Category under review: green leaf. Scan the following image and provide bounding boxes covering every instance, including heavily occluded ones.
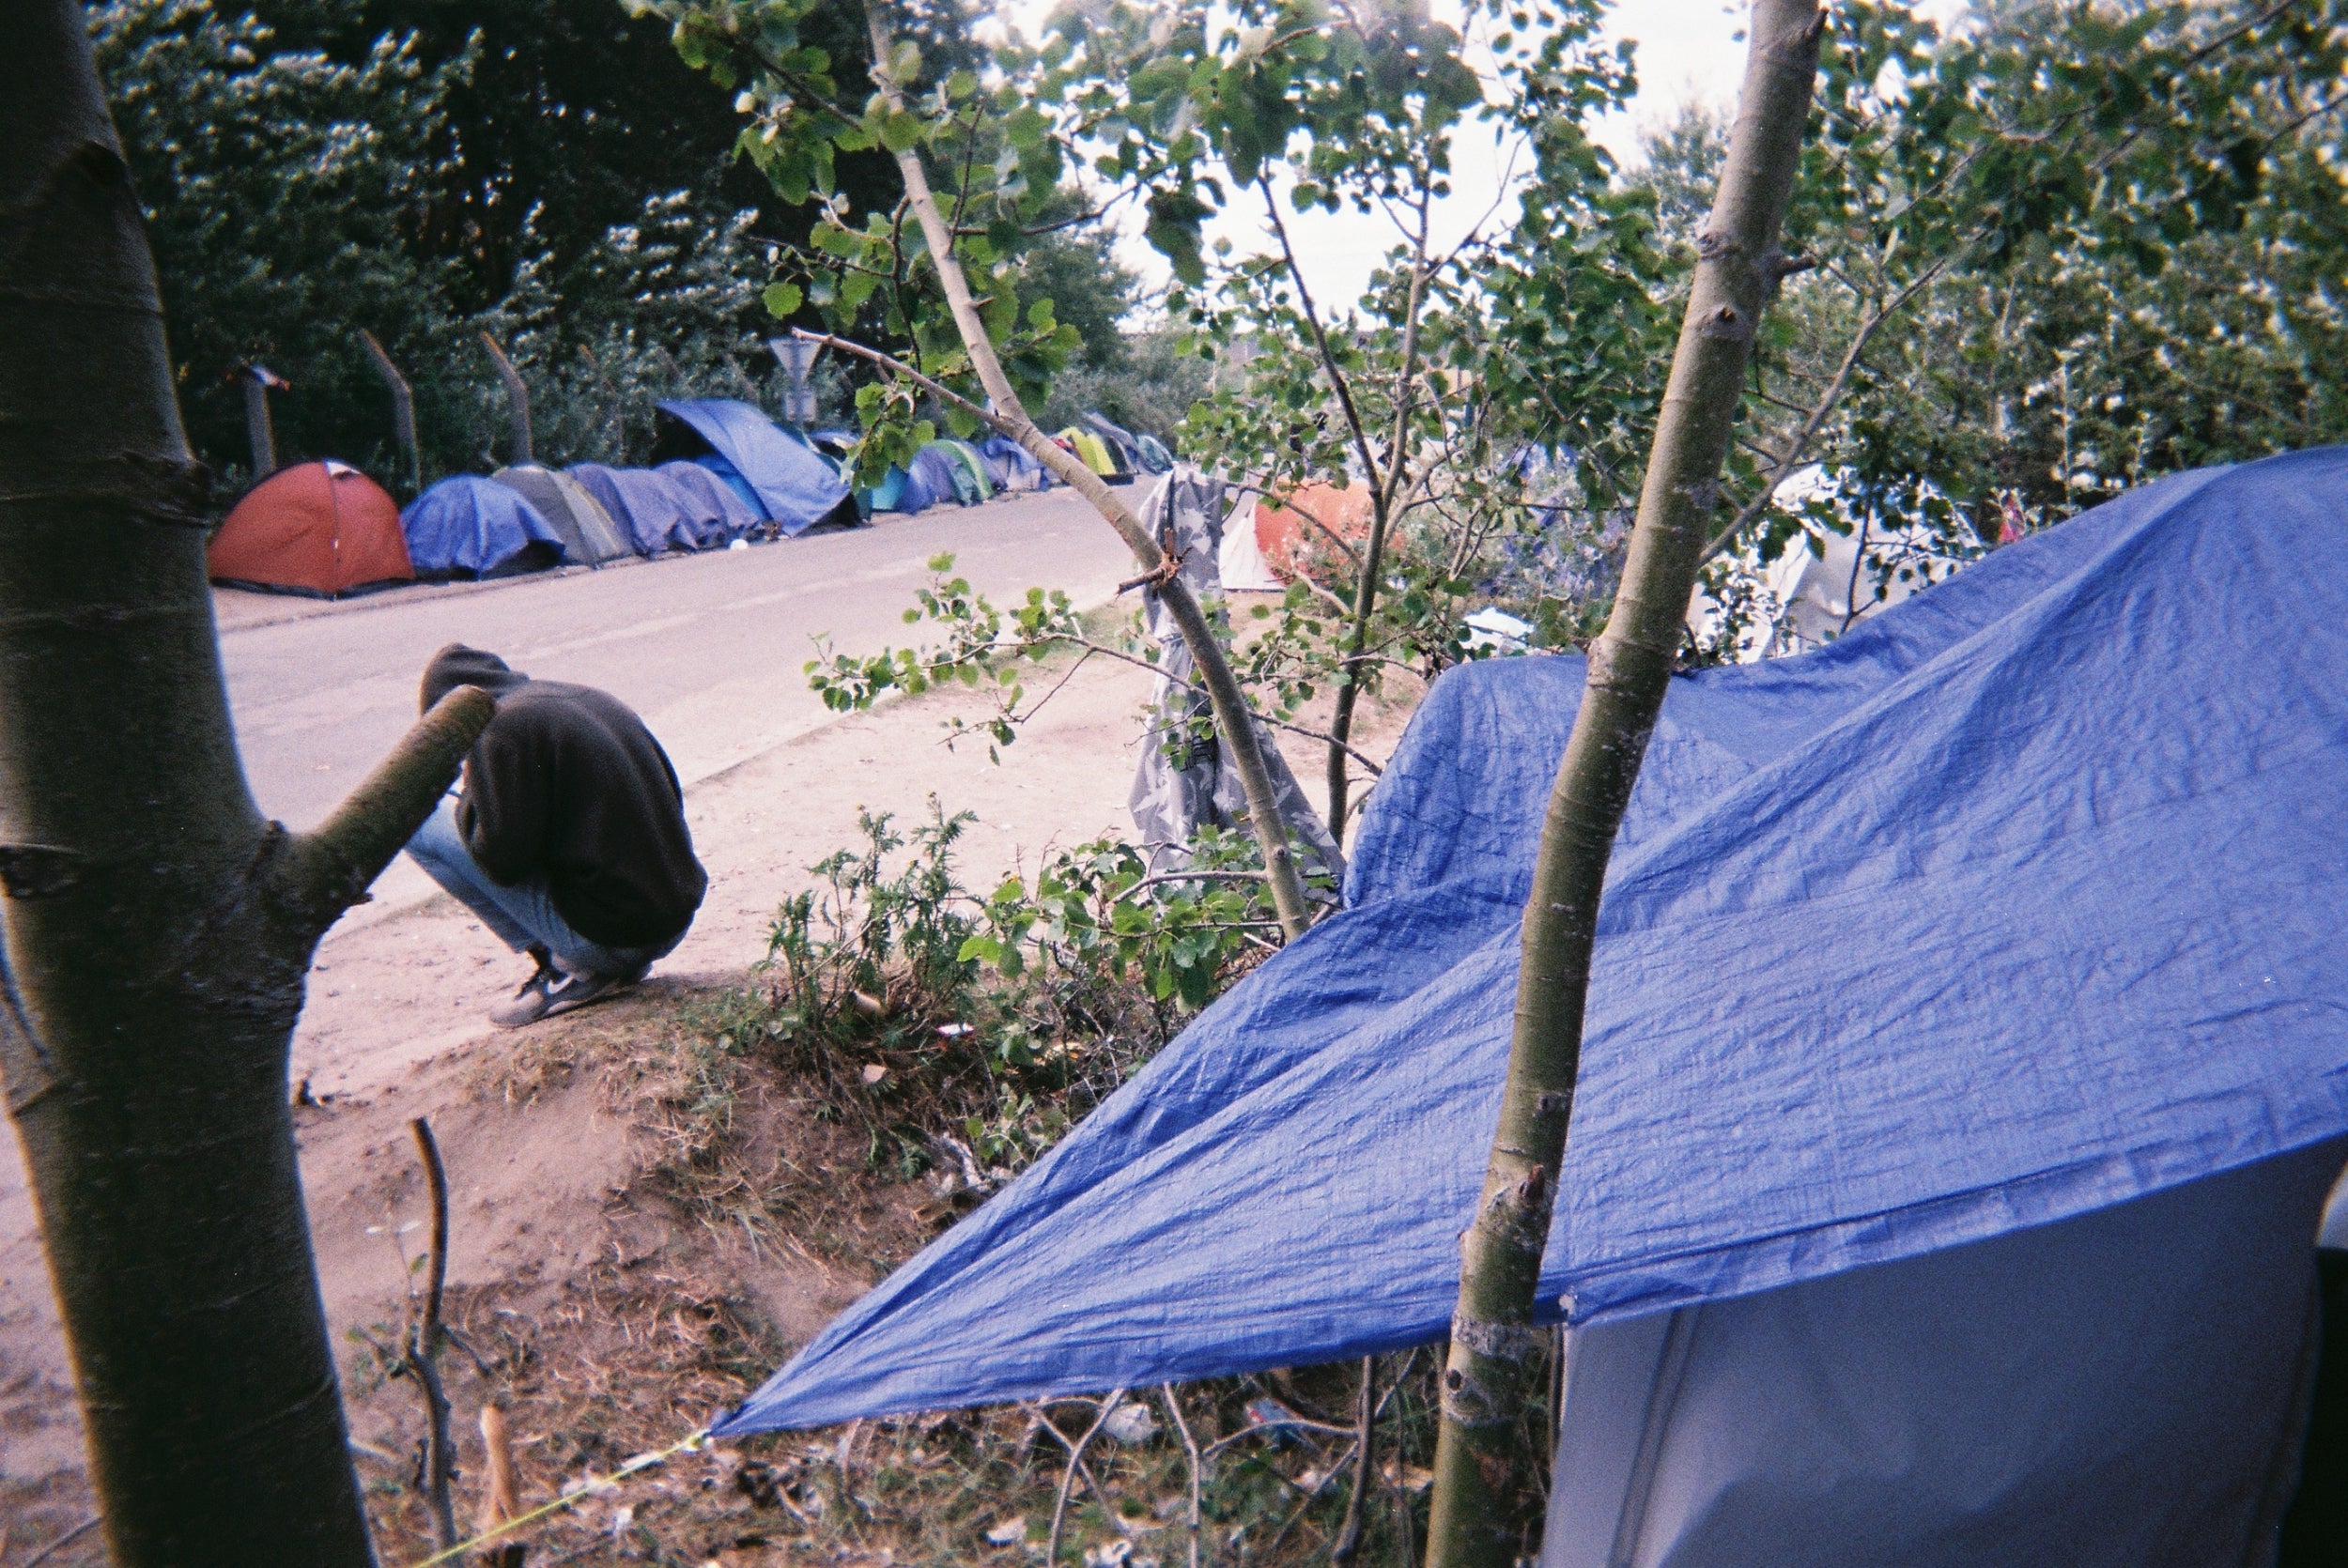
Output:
[761,281,804,319]
[1005,105,1048,150]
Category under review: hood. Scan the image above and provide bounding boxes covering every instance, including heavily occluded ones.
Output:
[420,644,530,712]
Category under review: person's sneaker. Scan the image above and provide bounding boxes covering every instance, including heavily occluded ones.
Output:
[489,951,564,1029]
[538,966,642,1021]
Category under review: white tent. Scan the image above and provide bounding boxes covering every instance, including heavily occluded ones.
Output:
[1217,497,1283,592]
[1541,1140,2348,1568]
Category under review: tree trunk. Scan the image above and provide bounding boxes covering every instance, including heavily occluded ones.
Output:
[1420,5,1824,1562]
[859,0,1313,937]
[0,8,494,1561]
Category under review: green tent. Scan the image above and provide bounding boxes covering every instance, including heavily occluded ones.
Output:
[1056,427,1131,482]
[936,439,996,502]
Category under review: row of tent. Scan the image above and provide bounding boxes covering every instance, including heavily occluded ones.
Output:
[207,398,1177,597]
[823,414,1174,517]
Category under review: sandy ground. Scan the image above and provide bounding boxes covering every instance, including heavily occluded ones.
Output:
[0,600,1421,1560]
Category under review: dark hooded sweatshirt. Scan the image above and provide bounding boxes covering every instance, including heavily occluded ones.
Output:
[422,645,706,950]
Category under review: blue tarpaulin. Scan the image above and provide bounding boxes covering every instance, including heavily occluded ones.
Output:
[715,450,2348,1437]
[397,474,564,578]
[567,464,701,556]
[655,399,852,537]
[657,459,764,546]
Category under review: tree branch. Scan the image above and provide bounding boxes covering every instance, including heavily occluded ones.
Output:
[860,0,1316,937]
[1700,253,1957,566]
[284,686,494,928]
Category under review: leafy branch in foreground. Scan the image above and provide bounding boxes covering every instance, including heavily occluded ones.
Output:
[805,553,1389,782]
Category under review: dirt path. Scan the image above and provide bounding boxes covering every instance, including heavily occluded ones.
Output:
[0,617,1421,1560]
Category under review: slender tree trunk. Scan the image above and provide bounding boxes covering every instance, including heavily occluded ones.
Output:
[859,0,1312,937]
[1421,6,1824,1562]
[1277,188,1430,849]
[0,10,493,1561]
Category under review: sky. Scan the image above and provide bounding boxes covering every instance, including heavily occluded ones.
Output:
[997,0,1760,312]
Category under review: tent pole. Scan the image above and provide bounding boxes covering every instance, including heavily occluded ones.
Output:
[480,332,533,467]
[360,331,421,495]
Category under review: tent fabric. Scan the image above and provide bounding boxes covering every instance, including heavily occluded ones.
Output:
[1082,413,1144,472]
[969,440,1012,489]
[208,460,413,597]
[712,447,2348,1437]
[652,399,853,537]
[657,460,765,546]
[1256,483,1373,578]
[1056,427,1131,482]
[491,465,633,566]
[908,443,981,507]
[978,434,1050,492]
[1541,1140,2347,1567]
[1127,466,1342,887]
[687,453,772,528]
[566,464,701,556]
[861,463,937,516]
[936,439,997,500]
[398,475,564,579]
[1135,433,1175,473]
[1217,494,1283,591]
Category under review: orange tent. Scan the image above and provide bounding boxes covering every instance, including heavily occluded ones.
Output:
[208,460,414,597]
[1254,482,1374,581]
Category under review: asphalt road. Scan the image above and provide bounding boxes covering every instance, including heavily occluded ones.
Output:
[216,486,1135,910]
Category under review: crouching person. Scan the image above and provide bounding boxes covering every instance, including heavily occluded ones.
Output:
[406,644,708,1027]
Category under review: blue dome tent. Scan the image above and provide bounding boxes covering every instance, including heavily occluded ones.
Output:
[565,464,701,556]
[979,434,1051,491]
[707,449,2348,1561]
[907,442,981,507]
[860,463,937,515]
[657,459,764,546]
[397,474,564,579]
[1135,432,1174,472]
[652,399,857,537]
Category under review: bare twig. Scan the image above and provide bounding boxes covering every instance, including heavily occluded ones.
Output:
[408,1116,458,1552]
[1114,868,1269,903]
[1330,1356,1377,1565]
[1043,1390,1126,1565]
[1161,1385,1203,1568]
[1700,255,1956,566]
[21,1515,99,1568]
[1265,1436,1360,1557]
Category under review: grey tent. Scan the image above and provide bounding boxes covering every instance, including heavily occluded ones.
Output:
[491,464,632,566]
[1127,466,1342,892]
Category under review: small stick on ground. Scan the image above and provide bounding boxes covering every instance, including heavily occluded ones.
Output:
[408,1115,459,1551]
[1161,1384,1204,1568]
[21,1515,99,1568]
[1044,1389,1127,1565]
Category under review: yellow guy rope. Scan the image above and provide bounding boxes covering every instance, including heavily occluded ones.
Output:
[403,1427,711,1567]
